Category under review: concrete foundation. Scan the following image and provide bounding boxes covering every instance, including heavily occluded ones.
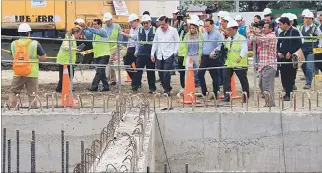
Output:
[153,110,322,172]
[2,108,112,172]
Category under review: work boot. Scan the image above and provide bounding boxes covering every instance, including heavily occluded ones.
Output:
[303,84,311,89]
[283,95,290,101]
[88,87,98,92]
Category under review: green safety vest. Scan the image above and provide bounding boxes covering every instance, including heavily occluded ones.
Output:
[299,24,318,43]
[56,33,77,65]
[177,30,186,57]
[225,34,248,68]
[93,33,110,58]
[138,26,156,45]
[182,32,204,66]
[105,23,120,50]
[11,39,38,78]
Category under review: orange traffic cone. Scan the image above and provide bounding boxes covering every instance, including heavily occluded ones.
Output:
[180,57,201,104]
[220,73,242,99]
[61,64,76,108]
[124,62,136,82]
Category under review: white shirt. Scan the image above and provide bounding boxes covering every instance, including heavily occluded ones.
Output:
[151,26,180,60]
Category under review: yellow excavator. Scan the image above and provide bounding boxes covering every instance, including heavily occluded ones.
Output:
[1,0,139,70]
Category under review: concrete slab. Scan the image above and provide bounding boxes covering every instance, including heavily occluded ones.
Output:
[2,108,112,172]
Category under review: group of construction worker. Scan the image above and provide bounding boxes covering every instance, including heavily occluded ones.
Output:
[7,7,322,108]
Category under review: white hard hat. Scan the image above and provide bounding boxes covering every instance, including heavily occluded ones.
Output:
[173,9,179,14]
[305,11,314,18]
[281,13,288,18]
[75,18,85,24]
[263,8,272,15]
[302,9,310,17]
[227,20,239,28]
[190,14,200,22]
[18,23,31,32]
[128,13,139,22]
[188,19,199,26]
[199,20,204,26]
[221,11,230,18]
[141,14,151,22]
[234,15,243,21]
[217,11,224,17]
[291,14,298,20]
[287,13,296,21]
[103,12,113,21]
[222,15,233,22]
[275,17,281,24]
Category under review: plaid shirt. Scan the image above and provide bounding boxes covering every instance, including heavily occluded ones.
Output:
[254,32,278,71]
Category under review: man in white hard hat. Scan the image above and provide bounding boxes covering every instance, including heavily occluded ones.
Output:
[249,22,277,107]
[277,17,302,101]
[298,11,322,89]
[9,23,47,108]
[222,20,249,103]
[81,19,110,91]
[121,13,140,87]
[234,15,247,37]
[263,8,273,23]
[132,14,157,93]
[102,12,123,86]
[151,16,180,95]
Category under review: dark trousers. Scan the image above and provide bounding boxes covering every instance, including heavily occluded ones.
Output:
[315,53,322,72]
[91,55,110,89]
[156,54,174,93]
[280,63,296,97]
[133,54,156,91]
[198,55,220,97]
[223,67,250,98]
[123,47,137,86]
[56,64,75,92]
[177,56,185,88]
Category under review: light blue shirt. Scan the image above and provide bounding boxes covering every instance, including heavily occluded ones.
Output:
[84,27,108,39]
[128,26,140,48]
[202,29,223,55]
[103,23,123,42]
[188,36,199,56]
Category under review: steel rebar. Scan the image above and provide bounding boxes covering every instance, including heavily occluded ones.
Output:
[7,140,11,173]
[16,130,19,173]
[264,91,272,112]
[81,141,84,173]
[62,130,65,173]
[66,140,69,173]
[2,128,6,173]
[242,92,248,111]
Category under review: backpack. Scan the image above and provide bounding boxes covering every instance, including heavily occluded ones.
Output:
[13,39,33,76]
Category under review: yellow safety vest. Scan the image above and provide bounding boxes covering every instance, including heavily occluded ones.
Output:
[56,33,77,65]
[299,24,318,43]
[225,34,248,67]
[177,30,186,57]
[106,23,120,50]
[11,39,38,78]
[93,34,110,58]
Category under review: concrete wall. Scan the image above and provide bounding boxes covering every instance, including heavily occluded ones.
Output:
[2,110,112,172]
[154,111,322,172]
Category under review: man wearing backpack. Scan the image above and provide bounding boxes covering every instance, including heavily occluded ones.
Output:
[9,23,47,108]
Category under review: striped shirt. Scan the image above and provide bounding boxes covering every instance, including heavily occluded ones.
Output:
[127,26,140,48]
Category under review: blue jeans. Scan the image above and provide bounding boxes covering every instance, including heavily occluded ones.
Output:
[305,53,314,85]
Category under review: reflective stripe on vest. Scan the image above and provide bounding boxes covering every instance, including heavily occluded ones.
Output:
[225,34,248,67]
[56,33,77,65]
[139,26,156,45]
[93,34,110,58]
[11,39,38,78]
[109,23,119,49]
[299,25,318,43]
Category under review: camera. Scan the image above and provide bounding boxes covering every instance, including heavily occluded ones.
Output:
[251,20,265,28]
[205,5,217,15]
[176,6,187,21]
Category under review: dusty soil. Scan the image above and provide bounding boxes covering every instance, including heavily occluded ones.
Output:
[1,67,322,111]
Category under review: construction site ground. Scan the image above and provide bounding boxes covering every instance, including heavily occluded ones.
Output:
[1,67,322,110]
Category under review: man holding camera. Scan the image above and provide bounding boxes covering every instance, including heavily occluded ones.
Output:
[198,19,223,99]
[171,10,184,34]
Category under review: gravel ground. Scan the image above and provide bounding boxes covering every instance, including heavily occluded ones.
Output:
[1,67,322,111]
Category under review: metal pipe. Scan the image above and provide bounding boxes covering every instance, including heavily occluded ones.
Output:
[2,128,6,173]
[7,140,11,173]
[187,92,195,111]
[66,140,69,173]
[291,92,297,111]
[81,141,84,173]
[15,94,22,111]
[28,93,43,111]
[62,130,65,173]
[226,92,232,111]
[45,93,50,109]
[317,92,322,107]
[185,163,188,173]
[242,92,248,111]
[31,140,36,173]
[278,91,283,108]
[279,93,285,111]
[301,91,311,109]
[16,130,19,173]
[264,91,271,112]
[163,93,170,110]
